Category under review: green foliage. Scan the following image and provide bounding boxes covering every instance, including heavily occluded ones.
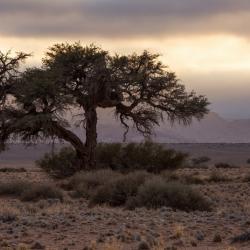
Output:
[97,142,188,173]
[129,177,211,211]
[0,181,63,201]
[36,147,78,178]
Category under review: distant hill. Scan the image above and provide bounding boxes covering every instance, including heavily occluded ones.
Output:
[93,111,250,143]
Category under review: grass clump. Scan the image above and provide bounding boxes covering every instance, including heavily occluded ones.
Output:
[89,173,211,212]
[21,183,63,202]
[0,205,19,222]
[66,169,122,198]
[90,171,150,206]
[0,180,63,202]
[127,177,211,211]
[207,171,229,183]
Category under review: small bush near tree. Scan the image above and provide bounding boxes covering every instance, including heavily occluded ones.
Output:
[36,147,79,178]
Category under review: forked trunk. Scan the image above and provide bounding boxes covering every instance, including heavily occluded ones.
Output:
[85,107,98,169]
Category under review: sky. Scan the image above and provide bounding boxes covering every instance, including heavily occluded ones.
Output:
[0,0,250,119]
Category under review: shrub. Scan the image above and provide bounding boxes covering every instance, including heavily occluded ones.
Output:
[128,177,212,211]
[67,169,122,198]
[191,156,211,166]
[244,173,250,182]
[0,205,19,222]
[20,183,63,202]
[0,180,63,202]
[184,174,205,185]
[96,143,123,169]
[207,171,229,183]
[97,141,188,172]
[0,181,29,196]
[90,171,150,206]
[36,147,79,178]
[215,162,236,169]
[0,167,27,173]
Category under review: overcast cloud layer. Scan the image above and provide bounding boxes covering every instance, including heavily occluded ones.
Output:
[0,0,250,38]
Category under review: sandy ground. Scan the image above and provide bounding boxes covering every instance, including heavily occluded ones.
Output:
[0,167,249,250]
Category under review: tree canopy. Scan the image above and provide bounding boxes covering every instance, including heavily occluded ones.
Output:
[0,42,209,169]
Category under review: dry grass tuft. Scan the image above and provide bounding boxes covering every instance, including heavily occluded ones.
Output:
[0,204,20,222]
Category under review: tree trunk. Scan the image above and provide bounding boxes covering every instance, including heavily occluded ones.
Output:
[52,121,87,170]
[85,107,98,169]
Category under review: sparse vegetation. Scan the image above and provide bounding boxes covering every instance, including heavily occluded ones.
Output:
[183,174,205,185]
[0,180,63,201]
[244,173,250,182]
[127,177,212,211]
[90,171,150,206]
[0,205,19,222]
[66,169,122,198]
[87,173,211,211]
[208,171,230,183]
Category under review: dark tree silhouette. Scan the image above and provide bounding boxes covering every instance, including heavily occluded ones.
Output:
[0,43,209,169]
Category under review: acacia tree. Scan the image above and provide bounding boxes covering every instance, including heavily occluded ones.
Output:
[0,43,209,169]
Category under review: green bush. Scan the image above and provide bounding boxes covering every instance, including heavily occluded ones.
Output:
[129,177,211,211]
[36,147,79,178]
[0,181,63,201]
[90,171,150,206]
[97,142,188,173]
[37,142,188,178]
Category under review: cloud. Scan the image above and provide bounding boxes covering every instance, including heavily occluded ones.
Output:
[0,0,250,38]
